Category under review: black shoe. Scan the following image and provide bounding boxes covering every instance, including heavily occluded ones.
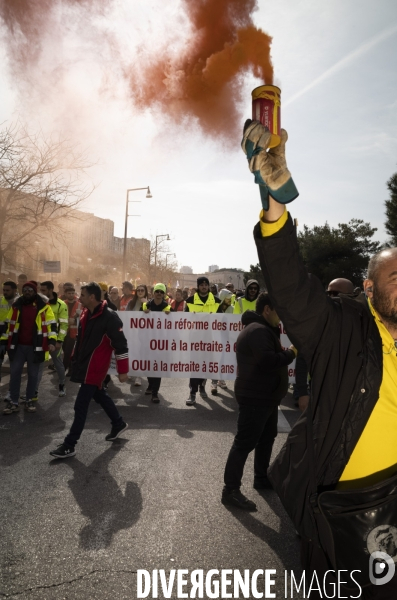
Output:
[221,487,257,511]
[186,393,196,406]
[253,477,273,490]
[145,387,152,395]
[151,394,160,404]
[50,443,76,458]
[105,422,128,441]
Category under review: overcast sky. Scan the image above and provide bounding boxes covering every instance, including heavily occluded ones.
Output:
[1,0,396,274]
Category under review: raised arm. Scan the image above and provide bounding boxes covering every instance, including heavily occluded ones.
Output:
[242,120,335,356]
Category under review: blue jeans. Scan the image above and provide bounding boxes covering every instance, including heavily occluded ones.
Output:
[9,345,40,404]
[64,384,124,447]
[37,347,66,387]
[224,401,279,489]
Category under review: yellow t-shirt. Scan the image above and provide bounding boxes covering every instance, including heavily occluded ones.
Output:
[259,209,397,485]
[339,300,397,483]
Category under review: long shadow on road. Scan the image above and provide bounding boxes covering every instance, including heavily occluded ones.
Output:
[50,443,143,550]
[224,489,301,573]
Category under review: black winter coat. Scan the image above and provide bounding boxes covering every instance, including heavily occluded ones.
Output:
[254,215,383,544]
[234,310,295,404]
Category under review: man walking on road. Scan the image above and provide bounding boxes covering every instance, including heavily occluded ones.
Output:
[62,286,81,375]
[185,276,221,405]
[141,282,170,403]
[50,282,129,458]
[1,281,57,414]
[222,293,296,511]
[37,281,68,398]
[0,280,18,397]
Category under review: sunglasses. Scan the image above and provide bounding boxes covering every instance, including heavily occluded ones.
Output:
[326,290,340,297]
[137,288,145,292]
[154,290,164,294]
[23,287,35,292]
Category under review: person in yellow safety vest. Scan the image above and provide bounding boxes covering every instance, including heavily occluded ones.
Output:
[37,281,69,399]
[233,279,260,315]
[1,281,57,414]
[141,282,171,403]
[185,276,221,406]
[0,280,19,401]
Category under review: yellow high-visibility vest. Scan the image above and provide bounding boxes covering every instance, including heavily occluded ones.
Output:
[186,293,218,313]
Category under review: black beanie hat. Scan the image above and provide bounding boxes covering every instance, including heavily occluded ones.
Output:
[197,276,210,286]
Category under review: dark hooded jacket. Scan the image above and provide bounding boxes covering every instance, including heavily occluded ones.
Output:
[234,310,295,404]
[234,279,260,314]
[254,215,383,544]
[244,279,260,301]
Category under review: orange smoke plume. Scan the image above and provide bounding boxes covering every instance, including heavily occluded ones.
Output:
[129,0,273,142]
[0,0,273,142]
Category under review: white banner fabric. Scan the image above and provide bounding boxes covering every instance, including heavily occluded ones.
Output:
[109,312,296,383]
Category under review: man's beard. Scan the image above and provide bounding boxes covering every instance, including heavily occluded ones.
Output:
[372,286,397,326]
[22,295,36,305]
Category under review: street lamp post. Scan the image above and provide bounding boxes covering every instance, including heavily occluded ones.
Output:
[154,234,170,282]
[165,253,176,268]
[123,186,152,280]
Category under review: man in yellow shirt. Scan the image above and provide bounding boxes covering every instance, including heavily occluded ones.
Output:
[242,119,397,597]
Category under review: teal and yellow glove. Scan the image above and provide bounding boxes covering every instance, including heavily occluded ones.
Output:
[242,119,299,211]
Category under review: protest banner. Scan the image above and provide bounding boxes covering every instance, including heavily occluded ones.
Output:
[109,312,296,382]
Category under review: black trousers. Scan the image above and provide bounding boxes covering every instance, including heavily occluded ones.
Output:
[189,378,206,394]
[64,384,123,447]
[301,539,397,599]
[224,401,278,489]
[147,377,161,394]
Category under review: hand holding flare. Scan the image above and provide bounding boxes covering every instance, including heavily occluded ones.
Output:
[241,119,299,211]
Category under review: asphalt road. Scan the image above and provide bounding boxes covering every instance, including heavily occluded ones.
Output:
[0,369,303,600]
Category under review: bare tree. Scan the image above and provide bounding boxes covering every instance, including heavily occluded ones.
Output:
[0,122,93,274]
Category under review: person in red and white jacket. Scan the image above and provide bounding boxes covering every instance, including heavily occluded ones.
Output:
[50,282,129,459]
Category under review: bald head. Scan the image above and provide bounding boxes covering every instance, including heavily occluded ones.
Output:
[327,278,355,295]
[367,248,397,284]
[365,248,397,332]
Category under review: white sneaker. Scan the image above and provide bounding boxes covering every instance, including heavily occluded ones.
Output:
[186,394,196,406]
[59,385,66,397]
[218,380,227,389]
[134,377,142,386]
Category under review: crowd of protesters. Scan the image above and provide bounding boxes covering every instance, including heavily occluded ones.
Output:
[0,274,261,412]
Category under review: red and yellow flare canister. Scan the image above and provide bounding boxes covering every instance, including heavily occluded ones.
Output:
[251,85,281,148]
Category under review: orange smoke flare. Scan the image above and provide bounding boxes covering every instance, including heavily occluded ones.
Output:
[0,0,273,143]
[129,0,273,142]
